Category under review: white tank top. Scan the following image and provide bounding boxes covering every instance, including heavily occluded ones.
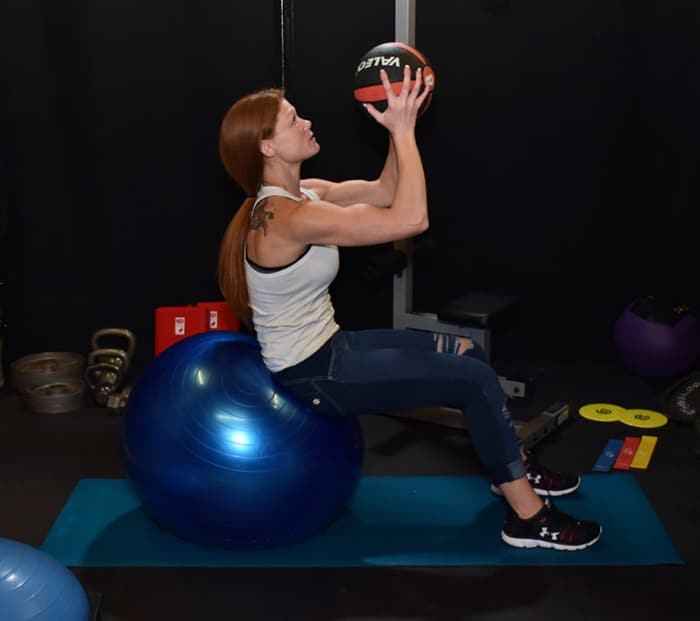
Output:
[245,185,340,372]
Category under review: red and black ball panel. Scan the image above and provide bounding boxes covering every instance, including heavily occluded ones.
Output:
[353,42,435,115]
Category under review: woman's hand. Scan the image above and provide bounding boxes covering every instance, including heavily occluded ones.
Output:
[363,65,431,135]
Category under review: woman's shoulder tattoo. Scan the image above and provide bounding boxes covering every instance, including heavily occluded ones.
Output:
[249,198,274,235]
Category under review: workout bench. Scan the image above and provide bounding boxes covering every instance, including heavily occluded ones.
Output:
[391,240,530,399]
[387,239,569,449]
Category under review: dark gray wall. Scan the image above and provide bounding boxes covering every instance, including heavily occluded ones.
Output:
[1,0,697,374]
[288,0,699,362]
[0,0,280,372]
[414,1,699,361]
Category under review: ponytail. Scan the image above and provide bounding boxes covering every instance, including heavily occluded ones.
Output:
[218,198,255,330]
[216,88,284,331]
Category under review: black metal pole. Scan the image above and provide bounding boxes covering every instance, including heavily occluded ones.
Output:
[279,0,295,97]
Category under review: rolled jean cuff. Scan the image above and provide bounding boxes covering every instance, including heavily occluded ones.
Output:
[491,456,527,486]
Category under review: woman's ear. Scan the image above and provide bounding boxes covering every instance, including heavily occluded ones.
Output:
[260,140,275,158]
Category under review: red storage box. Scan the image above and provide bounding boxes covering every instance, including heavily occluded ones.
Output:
[154,301,239,356]
[196,301,240,332]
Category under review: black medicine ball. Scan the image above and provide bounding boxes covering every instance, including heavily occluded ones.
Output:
[353,41,435,116]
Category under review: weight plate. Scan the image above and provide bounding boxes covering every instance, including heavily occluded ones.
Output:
[578,403,625,423]
[25,381,85,414]
[10,352,84,394]
[619,408,668,429]
[665,372,700,423]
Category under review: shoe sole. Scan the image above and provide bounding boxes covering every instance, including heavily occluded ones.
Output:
[491,479,581,497]
[501,526,602,551]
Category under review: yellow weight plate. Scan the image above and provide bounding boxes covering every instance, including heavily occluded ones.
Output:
[578,403,625,423]
[620,409,668,429]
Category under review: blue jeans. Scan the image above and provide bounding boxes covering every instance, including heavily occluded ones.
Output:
[273,329,526,485]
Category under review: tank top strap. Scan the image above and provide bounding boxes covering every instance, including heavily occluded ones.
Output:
[251,185,319,216]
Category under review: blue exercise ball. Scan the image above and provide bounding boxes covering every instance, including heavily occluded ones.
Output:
[0,538,89,621]
[122,331,364,549]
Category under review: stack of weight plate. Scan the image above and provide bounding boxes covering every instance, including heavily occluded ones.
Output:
[578,402,668,428]
[10,352,86,414]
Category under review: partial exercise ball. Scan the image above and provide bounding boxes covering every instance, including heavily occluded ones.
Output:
[614,296,700,379]
[122,331,364,549]
[0,538,89,621]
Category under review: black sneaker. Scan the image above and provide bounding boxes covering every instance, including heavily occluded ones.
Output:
[502,498,602,551]
[491,458,581,497]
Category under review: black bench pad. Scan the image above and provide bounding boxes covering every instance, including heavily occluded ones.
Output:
[437,292,520,329]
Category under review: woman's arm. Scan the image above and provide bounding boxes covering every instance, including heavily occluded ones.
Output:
[302,138,397,207]
[284,66,431,247]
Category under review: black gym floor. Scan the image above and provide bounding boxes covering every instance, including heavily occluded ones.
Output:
[1,360,698,620]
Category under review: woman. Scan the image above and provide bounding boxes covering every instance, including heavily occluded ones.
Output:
[217,66,601,551]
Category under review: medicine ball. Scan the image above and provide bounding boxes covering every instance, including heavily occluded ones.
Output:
[353,41,435,115]
[614,295,700,379]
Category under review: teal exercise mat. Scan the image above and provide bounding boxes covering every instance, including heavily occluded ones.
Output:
[41,474,682,567]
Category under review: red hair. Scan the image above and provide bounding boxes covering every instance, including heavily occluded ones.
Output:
[217,88,284,330]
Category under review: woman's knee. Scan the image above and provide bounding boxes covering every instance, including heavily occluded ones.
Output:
[433,334,486,361]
